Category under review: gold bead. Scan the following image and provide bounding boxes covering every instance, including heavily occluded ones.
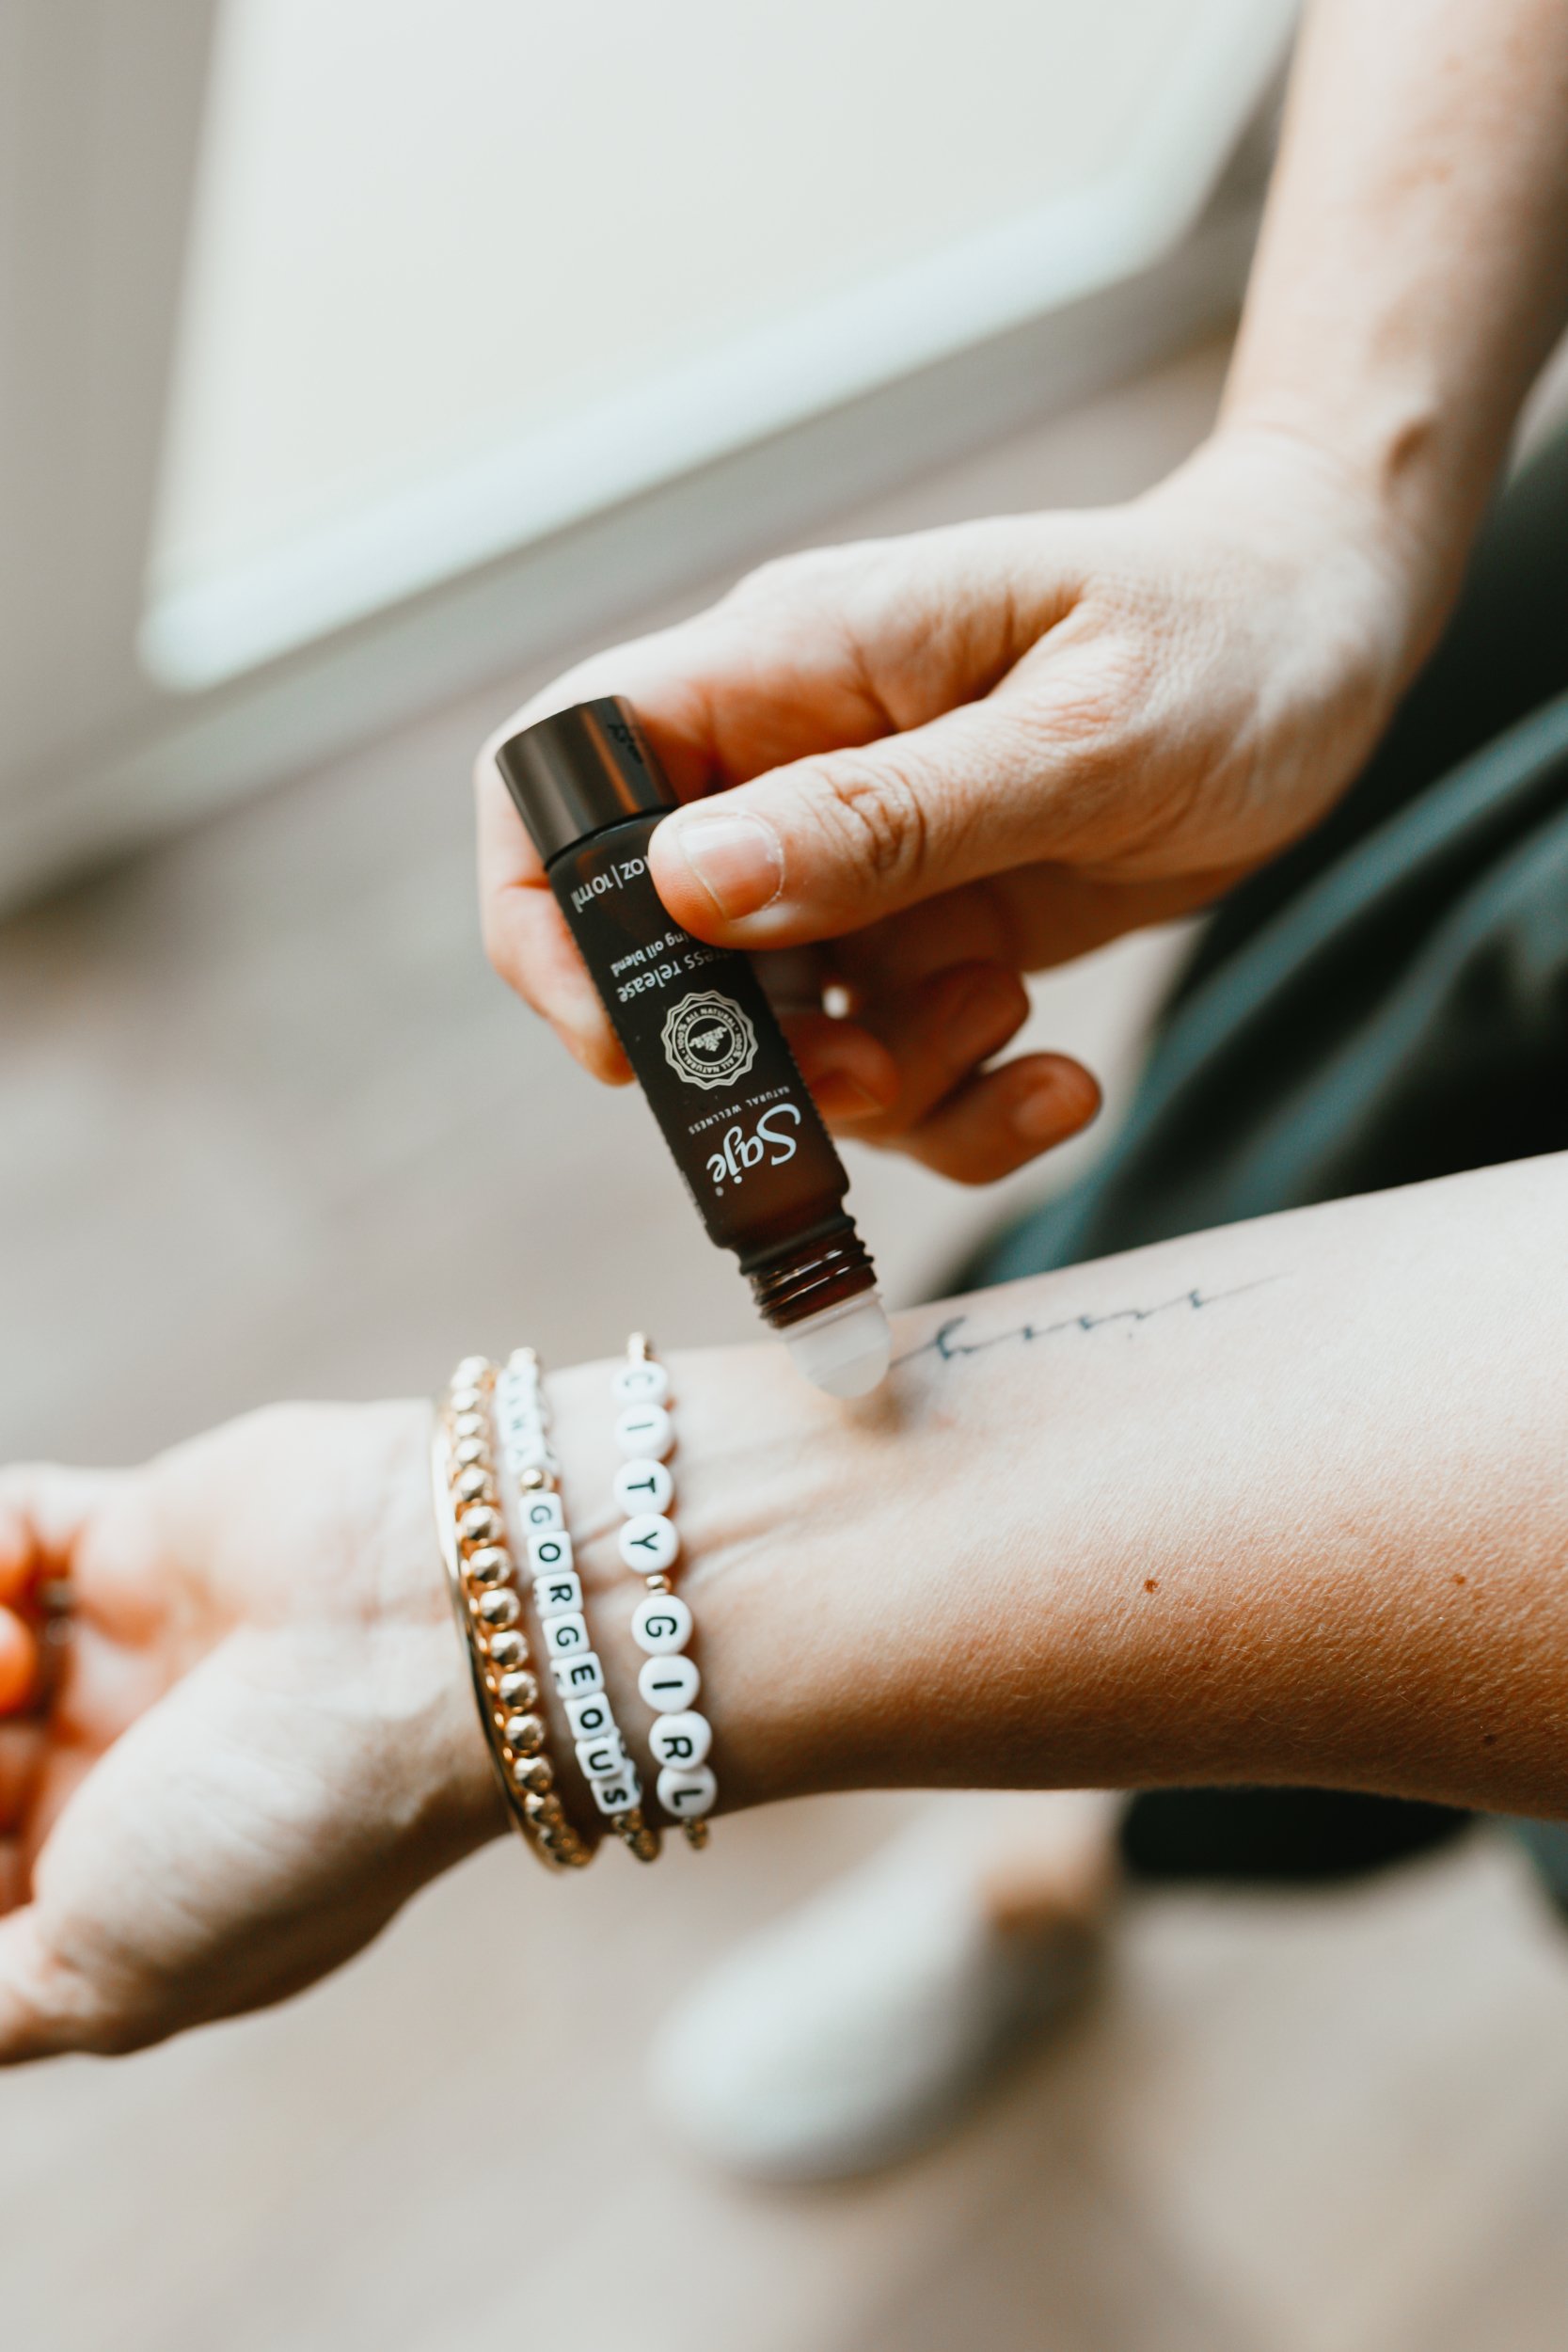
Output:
[459,1504,502,1547]
[684,1820,711,1851]
[474,1585,520,1629]
[628,1331,653,1360]
[485,1628,529,1670]
[524,1791,565,1831]
[465,1545,509,1586]
[453,1355,492,1387]
[511,1752,553,1795]
[451,1411,488,1444]
[516,1466,547,1492]
[504,1711,545,1755]
[449,1386,485,1417]
[452,1465,495,1506]
[645,1572,673,1595]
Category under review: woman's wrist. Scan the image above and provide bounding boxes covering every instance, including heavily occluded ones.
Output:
[1157,419,1444,697]
[551,1156,1568,1832]
[378,1398,514,1859]
[545,1344,855,1821]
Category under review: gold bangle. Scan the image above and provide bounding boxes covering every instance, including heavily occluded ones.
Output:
[433,1356,591,1872]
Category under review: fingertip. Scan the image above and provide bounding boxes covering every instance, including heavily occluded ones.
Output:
[903,1051,1101,1184]
[1006,1052,1101,1147]
[0,1612,38,1713]
[783,1014,900,1123]
[649,806,787,945]
[0,1468,117,1602]
[562,1022,634,1088]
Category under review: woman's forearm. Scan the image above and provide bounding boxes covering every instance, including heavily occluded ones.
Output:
[1221,0,1568,653]
[551,1153,1568,1824]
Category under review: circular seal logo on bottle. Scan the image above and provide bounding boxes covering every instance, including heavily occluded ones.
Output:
[660,989,759,1090]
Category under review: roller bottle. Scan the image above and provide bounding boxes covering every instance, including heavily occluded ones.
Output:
[496,697,890,1397]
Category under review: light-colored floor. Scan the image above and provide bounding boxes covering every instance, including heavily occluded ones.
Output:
[8,338,1568,2349]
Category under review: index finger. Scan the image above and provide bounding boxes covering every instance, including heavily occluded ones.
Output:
[473,578,898,1064]
[475,755,631,1085]
[473,628,736,1085]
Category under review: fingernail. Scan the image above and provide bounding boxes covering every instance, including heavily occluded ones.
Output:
[1012,1078,1069,1143]
[815,1073,884,1121]
[669,812,784,922]
[953,971,1022,1057]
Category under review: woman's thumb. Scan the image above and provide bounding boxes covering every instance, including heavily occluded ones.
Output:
[646,697,1078,949]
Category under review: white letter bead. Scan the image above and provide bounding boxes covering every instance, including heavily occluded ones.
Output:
[613,1456,674,1518]
[527,1528,574,1576]
[632,1593,693,1655]
[543,1610,590,1657]
[612,1359,670,1406]
[614,1403,673,1460]
[639,1653,701,1713]
[617,1513,679,1575]
[533,1570,582,1618]
[564,1690,615,1740]
[649,1709,712,1769]
[657,1763,718,1821]
[577,1731,628,1782]
[505,1438,555,1477]
[591,1770,641,1817]
[518,1491,564,1531]
[551,1650,604,1696]
[643,1656,705,1712]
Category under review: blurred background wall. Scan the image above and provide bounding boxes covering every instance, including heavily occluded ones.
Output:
[11,9,1568,2351]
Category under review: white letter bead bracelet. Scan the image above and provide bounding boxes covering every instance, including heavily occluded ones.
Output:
[433,1338,718,1869]
[616,1335,717,1848]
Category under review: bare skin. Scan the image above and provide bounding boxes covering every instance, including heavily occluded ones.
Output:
[4,1152,1568,2061]
[476,0,1568,1185]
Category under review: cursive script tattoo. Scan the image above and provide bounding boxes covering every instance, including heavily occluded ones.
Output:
[893,1277,1284,1373]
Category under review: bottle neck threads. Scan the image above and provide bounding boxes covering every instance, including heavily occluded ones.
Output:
[742,1216,878,1330]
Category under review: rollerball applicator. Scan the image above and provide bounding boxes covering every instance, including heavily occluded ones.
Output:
[496,697,890,1397]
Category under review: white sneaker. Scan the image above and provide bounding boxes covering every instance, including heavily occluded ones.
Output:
[647,1799,1110,2182]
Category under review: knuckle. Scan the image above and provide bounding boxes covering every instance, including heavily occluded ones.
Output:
[808,755,931,895]
[723,542,867,615]
[3,1932,115,2058]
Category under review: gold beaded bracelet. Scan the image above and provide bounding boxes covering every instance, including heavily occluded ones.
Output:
[433,1354,590,1872]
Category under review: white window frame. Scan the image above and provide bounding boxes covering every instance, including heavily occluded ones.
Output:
[0,0,1292,914]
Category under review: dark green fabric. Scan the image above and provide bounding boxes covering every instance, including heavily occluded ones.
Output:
[964,424,1568,1900]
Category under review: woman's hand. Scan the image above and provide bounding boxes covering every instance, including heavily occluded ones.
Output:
[0,1403,498,2062]
[479,426,1423,1184]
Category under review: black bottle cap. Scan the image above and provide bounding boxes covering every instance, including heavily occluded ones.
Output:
[494,696,676,866]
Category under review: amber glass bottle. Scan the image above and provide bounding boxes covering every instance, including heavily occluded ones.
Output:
[496,697,889,1396]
